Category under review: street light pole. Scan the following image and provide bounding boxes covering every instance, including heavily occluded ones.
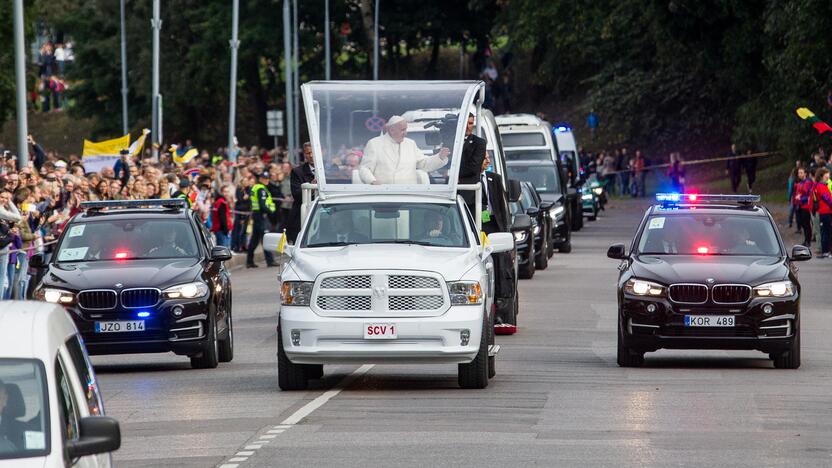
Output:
[292,0,300,162]
[373,0,379,80]
[12,0,29,168]
[120,0,129,135]
[150,0,162,160]
[227,0,240,162]
[283,0,295,163]
[324,0,330,81]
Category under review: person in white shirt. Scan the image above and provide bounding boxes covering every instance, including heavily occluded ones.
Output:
[359,115,449,185]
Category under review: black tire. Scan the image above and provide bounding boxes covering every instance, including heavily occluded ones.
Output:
[487,309,496,379]
[571,201,583,231]
[305,364,324,380]
[218,310,234,363]
[617,326,644,367]
[773,323,801,369]
[459,315,489,389]
[519,239,536,279]
[535,231,549,270]
[191,315,220,369]
[558,240,572,253]
[278,329,309,390]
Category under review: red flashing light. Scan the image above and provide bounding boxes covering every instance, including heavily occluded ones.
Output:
[114,251,129,259]
[696,246,709,254]
[688,194,698,201]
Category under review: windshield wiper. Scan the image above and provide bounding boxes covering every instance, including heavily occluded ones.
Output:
[307,241,358,247]
[375,240,436,246]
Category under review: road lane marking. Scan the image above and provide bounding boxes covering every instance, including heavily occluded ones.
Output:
[219,465,239,468]
[280,364,374,426]
[229,457,247,462]
[267,429,285,434]
[236,451,255,456]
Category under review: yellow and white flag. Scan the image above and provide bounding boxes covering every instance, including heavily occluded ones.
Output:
[81,134,130,173]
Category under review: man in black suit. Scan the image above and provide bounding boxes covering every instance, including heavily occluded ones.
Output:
[458,114,488,210]
[288,142,316,242]
[0,381,26,452]
[480,151,510,234]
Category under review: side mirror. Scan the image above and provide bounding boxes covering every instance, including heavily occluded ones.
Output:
[263,232,293,257]
[539,201,555,211]
[66,416,121,459]
[29,253,46,268]
[488,232,515,254]
[526,207,540,217]
[511,213,531,231]
[507,179,521,202]
[607,243,627,260]
[210,246,232,262]
[790,244,812,261]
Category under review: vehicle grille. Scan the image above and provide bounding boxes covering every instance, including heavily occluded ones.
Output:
[389,295,444,310]
[121,288,161,308]
[711,285,751,304]
[321,275,371,289]
[661,327,756,338]
[668,284,708,304]
[388,275,440,289]
[317,296,371,311]
[77,290,117,310]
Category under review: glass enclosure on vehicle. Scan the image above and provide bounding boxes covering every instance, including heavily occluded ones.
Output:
[505,149,553,161]
[507,162,562,195]
[56,219,199,262]
[302,202,469,248]
[301,81,484,194]
[0,359,50,460]
[637,214,782,256]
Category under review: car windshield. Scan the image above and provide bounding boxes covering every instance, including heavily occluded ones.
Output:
[500,132,546,147]
[303,202,468,248]
[0,359,50,460]
[507,163,562,194]
[303,82,478,189]
[56,219,199,262]
[505,149,552,161]
[637,214,782,256]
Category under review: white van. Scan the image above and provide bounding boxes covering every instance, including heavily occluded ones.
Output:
[265,81,514,390]
[0,302,120,468]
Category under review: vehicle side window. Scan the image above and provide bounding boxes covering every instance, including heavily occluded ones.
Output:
[65,335,104,416]
[55,357,80,443]
[461,202,481,245]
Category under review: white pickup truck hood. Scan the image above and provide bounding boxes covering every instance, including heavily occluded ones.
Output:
[287,244,480,281]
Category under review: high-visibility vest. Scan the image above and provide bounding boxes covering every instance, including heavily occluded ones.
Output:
[250,183,276,213]
[175,192,192,208]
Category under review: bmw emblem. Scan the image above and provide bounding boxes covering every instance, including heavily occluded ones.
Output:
[706,278,715,284]
[115,283,123,289]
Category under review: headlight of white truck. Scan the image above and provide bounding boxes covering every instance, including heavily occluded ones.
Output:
[447,281,483,305]
[281,281,313,306]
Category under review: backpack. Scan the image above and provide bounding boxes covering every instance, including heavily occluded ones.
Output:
[0,221,13,250]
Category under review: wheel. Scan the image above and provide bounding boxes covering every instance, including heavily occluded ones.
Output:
[617,326,644,367]
[773,322,800,369]
[519,239,536,279]
[487,308,496,379]
[305,364,324,379]
[571,201,583,231]
[546,232,555,258]
[278,328,310,390]
[534,232,549,270]
[218,309,234,363]
[191,315,219,369]
[558,240,572,253]
[459,315,489,389]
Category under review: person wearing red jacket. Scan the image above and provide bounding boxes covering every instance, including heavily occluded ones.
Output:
[211,185,234,248]
[793,167,814,248]
[813,168,832,257]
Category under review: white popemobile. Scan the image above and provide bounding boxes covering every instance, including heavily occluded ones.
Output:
[264,81,514,390]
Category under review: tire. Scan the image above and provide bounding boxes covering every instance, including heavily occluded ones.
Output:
[218,310,234,363]
[617,326,644,367]
[191,315,220,369]
[519,239,536,279]
[459,315,489,389]
[305,364,324,380]
[534,231,549,270]
[278,329,309,390]
[487,308,496,379]
[558,240,572,253]
[546,231,555,258]
[571,201,583,231]
[773,322,801,369]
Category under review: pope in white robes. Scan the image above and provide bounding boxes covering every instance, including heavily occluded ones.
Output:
[359,115,450,184]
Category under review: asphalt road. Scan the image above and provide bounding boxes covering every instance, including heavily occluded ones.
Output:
[92,199,832,468]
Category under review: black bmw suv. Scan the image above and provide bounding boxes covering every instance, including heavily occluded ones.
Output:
[608,194,810,369]
[32,199,234,369]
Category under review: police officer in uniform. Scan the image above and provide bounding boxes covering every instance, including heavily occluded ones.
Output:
[171,178,193,207]
[247,171,278,268]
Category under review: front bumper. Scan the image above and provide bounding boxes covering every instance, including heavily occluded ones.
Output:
[620,294,798,353]
[279,305,484,364]
[515,238,532,266]
[64,298,213,356]
[551,217,568,244]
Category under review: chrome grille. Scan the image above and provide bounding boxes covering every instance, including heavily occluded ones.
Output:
[712,285,751,304]
[668,284,708,304]
[321,275,371,289]
[121,288,161,308]
[388,275,440,289]
[389,295,444,310]
[77,290,117,310]
[316,296,371,310]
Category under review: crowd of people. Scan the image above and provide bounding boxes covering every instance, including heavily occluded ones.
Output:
[0,136,315,299]
[789,147,832,258]
[34,40,73,112]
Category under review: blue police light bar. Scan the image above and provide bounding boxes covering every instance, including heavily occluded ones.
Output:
[554,124,572,133]
[656,193,760,204]
[80,199,188,211]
